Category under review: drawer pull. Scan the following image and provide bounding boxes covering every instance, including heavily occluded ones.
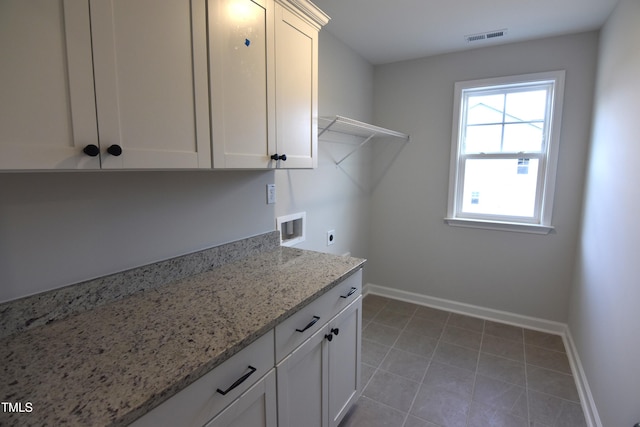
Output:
[216,366,257,396]
[296,316,320,333]
[340,287,357,299]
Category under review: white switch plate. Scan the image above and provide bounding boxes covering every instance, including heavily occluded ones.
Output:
[267,184,276,204]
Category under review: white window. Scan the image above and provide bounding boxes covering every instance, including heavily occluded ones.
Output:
[446,71,565,234]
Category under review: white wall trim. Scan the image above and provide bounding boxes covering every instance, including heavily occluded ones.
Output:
[364,282,566,333]
[563,328,603,427]
[363,282,602,427]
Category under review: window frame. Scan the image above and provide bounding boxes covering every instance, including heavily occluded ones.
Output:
[445,71,565,234]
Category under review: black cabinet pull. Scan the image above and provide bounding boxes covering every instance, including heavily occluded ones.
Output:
[296,315,320,333]
[216,366,257,396]
[325,333,333,342]
[270,153,287,161]
[83,144,100,157]
[340,287,357,299]
[331,328,339,336]
[107,144,122,156]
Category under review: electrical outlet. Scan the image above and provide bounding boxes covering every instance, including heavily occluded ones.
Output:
[327,229,335,246]
[266,184,276,204]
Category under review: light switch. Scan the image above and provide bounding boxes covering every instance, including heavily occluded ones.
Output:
[267,184,276,204]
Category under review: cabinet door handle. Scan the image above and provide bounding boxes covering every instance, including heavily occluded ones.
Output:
[296,315,320,333]
[270,153,287,161]
[83,144,100,157]
[107,144,123,156]
[325,333,333,342]
[216,365,257,396]
[331,328,339,336]
[340,287,357,299]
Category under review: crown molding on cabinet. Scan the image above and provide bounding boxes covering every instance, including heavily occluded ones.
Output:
[275,0,330,29]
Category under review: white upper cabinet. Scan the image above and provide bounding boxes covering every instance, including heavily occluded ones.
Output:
[0,0,327,171]
[90,0,211,169]
[0,0,210,170]
[211,0,328,169]
[0,0,99,169]
[274,2,319,169]
[209,0,276,169]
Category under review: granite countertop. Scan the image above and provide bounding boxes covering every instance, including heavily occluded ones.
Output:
[0,246,365,426]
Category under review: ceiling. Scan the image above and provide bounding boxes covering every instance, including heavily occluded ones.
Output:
[310,0,619,65]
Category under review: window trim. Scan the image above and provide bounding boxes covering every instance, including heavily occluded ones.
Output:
[445,71,565,234]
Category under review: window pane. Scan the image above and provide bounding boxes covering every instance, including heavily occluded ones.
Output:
[461,158,539,218]
[463,124,502,153]
[502,122,544,152]
[505,90,547,122]
[466,94,504,124]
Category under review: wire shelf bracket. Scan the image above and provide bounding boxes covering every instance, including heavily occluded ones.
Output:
[318,115,410,165]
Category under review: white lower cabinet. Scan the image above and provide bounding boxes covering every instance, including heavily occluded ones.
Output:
[130,270,362,427]
[328,298,362,427]
[276,297,362,427]
[130,331,275,427]
[205,369,277,427]
[276,321,328,427]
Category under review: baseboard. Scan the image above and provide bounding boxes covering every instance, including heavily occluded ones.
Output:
[363,282,602,427]
[363,282,566,334]
[563,329,602,427]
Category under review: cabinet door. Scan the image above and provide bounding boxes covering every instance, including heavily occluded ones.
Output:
[328,296,362,427]
[205,369,277,427]
[277,325,329,427]
[0,0,99,170]
[209,0,276,169]
[274,4,318,169]
[90,0,211,169]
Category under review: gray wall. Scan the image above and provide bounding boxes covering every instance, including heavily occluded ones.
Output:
[569,1,640,425]
[276,30,374,264]
[369,32,599,322]
[0,171,275,302]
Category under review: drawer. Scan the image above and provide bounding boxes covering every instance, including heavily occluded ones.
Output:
[275,269,362,362]
[324,268,362,320]
[131,330,275,427]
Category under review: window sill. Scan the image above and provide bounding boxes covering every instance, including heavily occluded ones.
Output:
[444,217,554,235]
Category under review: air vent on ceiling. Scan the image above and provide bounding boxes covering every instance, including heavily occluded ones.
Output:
[464,29,508,43]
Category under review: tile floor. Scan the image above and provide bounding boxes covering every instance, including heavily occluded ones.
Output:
[339,295,587,427]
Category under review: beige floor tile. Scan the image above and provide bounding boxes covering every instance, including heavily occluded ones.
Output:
[525,345,572,374]
[441,325,483,350]
[433,341,479,371]
[346,296,586,427]
[380,347,431,382]
[481,334,525,362]
[447,313,485,333]
[477,353,526,386]
[524,329,566,353]
[411,385,471,427]
[339,396,406,427]
[363,369,421,412]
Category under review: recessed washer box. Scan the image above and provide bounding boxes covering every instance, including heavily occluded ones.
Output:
[276,212,306,247]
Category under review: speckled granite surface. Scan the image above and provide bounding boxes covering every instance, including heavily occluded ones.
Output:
[0,231,281,340]
[0,245,365,426]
